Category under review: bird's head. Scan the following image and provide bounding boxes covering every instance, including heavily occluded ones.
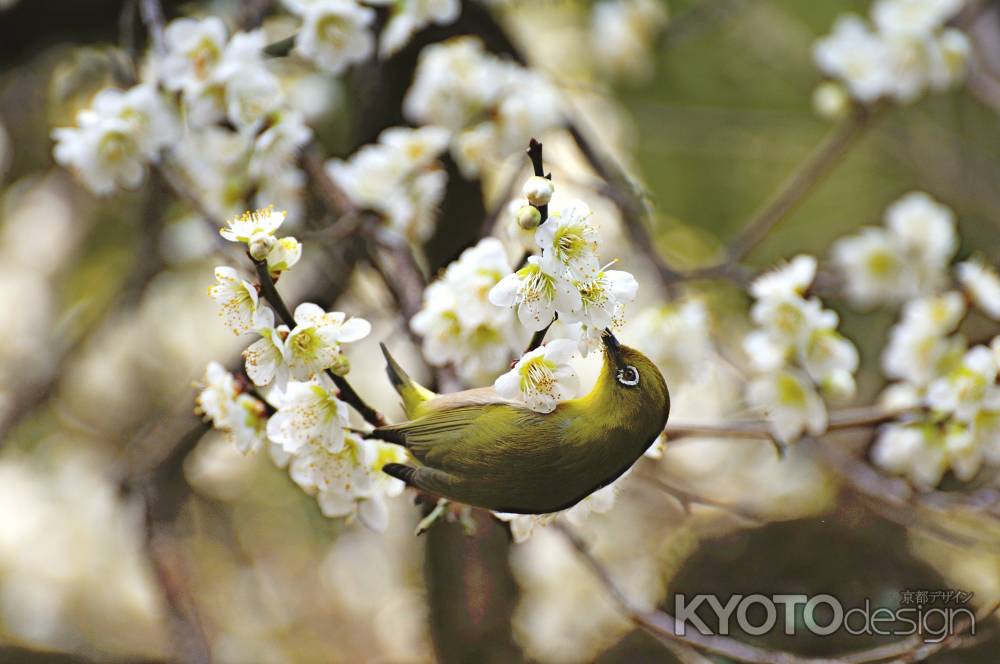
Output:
[598,329,670,430]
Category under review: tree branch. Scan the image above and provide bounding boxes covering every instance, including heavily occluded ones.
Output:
[566,122,686,288]
[555,521,994,664]
[723,105,876,263]
[664,406,901,443]
[138,0,166,55]
[251,256,386,427]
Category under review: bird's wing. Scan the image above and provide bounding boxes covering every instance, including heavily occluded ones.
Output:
[417,386,518,413]
[382,390,551,469]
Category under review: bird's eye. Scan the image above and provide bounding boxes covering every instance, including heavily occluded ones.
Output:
[616,365,639,387]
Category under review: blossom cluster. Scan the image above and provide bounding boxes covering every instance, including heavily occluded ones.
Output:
[626,298,713,387]
[871,269,1000,488]
[200,206,407,531]
[52,85,178,195]
[485,176,638,412]
[284,0,459,69]
[326,125,450,241]
[813,0,970,110]
[411,238,528,385]
[52,16,315,222]
[831,191,957,308]
[404,37,563,177]
[743,255,860,443]
[491,202,638,350]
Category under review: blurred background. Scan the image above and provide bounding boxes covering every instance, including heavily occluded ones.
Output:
[2,0,1000,662]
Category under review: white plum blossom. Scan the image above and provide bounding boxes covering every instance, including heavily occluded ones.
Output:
[266,236,303,278]
[926,346,1000,422]
[927,28,972,91]
[563,268,638,355]
[957,258,1000,320]
[370,0,461,56]
[195,361,239,428]
[830,227,903,307]
[157,17,229,98]
[412,238,528,384]
[742,255,859,440]
[801,328,861,400]
[871,423,948,488]
[285,303,371,382]
[220,206,287,244]
[747,368,828,444]
[881,292,966,387]
[750,254,817,300]
[266,379,350,454]
[195,362,269,455]
[156,18,292,132]
[535,200,601,281]
[326,125,450,241]
[489,256,581,332]
[627,299,713,386]
[243,308,292,390]
[250,110,313,179]
[404,36,562,176]
[318,440,408,533]
[209,266,261,335]
[290,433,405,532]
[489,190,636,356]
[228,393,270,454]
[494,512,546,544]
[885,191,957,268]
[814,15,895,103]
[495,339,580,414]
[224,64,284,132]
[831,192,957,308]
[52,85,178,195]
[813,4,970,107]
[872,0,965,37]
[875,329,1000,488]
[289,0,376,74]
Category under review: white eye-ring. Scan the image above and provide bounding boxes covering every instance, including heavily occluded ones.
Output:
[617,365,639,387]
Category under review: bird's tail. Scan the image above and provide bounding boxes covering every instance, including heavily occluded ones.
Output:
[380,342,436,418]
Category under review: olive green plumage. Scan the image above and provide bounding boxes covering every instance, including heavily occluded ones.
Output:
[373,334,670,514]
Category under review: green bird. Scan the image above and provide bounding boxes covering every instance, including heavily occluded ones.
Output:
[371,331,670,514]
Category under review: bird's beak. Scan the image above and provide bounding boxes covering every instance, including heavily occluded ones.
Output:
[601,329,621,354]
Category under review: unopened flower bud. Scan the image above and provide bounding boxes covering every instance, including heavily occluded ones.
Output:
[248,231,277,261]
[330,353,351,376]
[822,369,856,402]
[522,176,553,207]
[516,205,542,230]
[267,236,303,277]
[812,82,850,121]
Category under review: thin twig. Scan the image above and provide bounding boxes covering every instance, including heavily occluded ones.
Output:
[138,0,167,55]
[723,104,876,263]
[251,256,386,427]
[525,138,551,224]
[664,407,900,442]
[642,475,767,523]
[299,140,464,392]
[566,123,685,288]
[524,320,554,355]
